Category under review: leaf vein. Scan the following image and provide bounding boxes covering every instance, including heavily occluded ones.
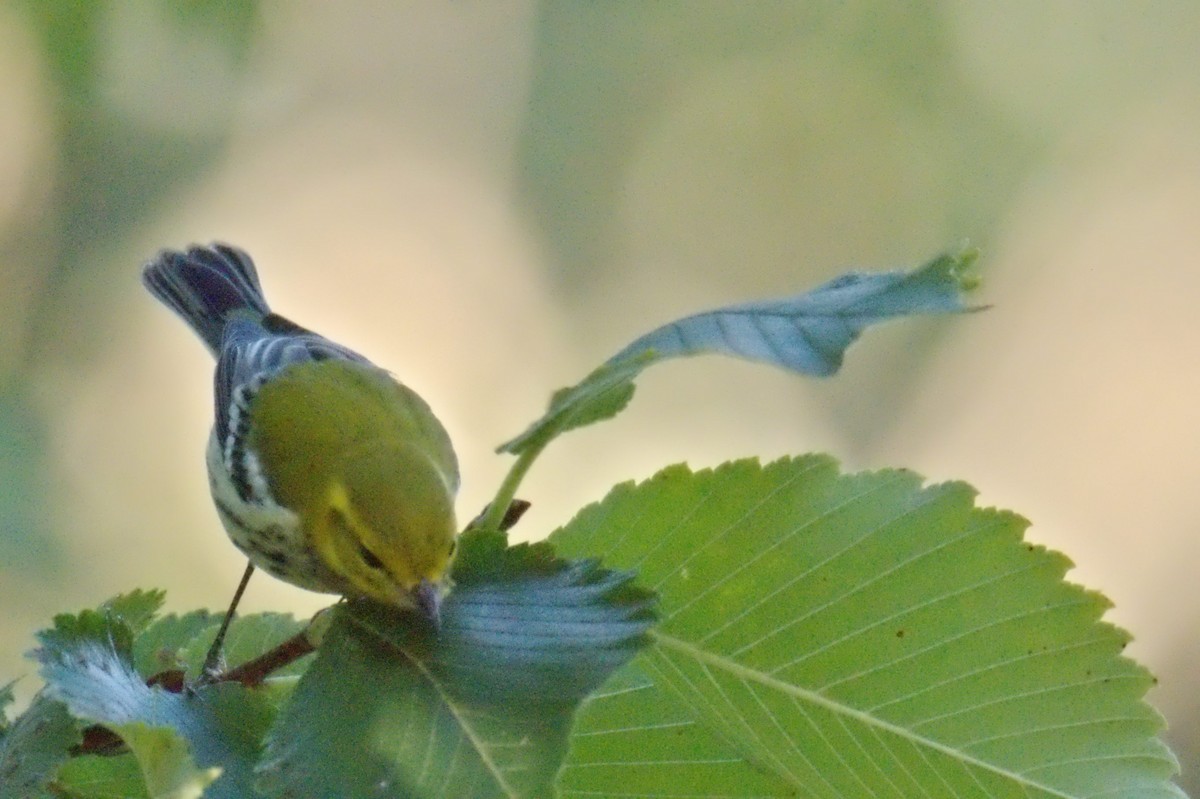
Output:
[713,477,950,658]
[866,631,1117,717]
[650,631,1079,799]
[684,468,908,636]
[908,671,1148,734]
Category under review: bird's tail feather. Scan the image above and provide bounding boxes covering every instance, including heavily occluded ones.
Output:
[143,243,270,354]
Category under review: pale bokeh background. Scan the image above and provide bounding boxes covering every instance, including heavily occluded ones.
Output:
[0,3,1196,788]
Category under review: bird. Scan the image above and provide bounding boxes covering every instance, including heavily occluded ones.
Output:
[142,243,459,672]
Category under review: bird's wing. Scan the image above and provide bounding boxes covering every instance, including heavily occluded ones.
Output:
[213,318,371,488]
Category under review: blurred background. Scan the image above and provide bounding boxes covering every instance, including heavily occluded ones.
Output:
[0,1,1196,787]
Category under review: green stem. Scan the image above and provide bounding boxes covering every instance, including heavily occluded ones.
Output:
[479,441,547,533]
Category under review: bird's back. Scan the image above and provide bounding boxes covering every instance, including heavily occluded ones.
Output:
[246,359,460,514]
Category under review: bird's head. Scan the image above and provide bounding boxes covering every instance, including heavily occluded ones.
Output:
[308,440,457,622]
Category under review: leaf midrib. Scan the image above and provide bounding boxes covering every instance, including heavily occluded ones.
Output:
[647,630,1076,799]
[409,655,521,799]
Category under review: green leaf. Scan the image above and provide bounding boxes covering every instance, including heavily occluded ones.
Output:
[34,619,274,799]
[553,457,1184,798]
[132,610,218,678]
[609,249,979,373]
[99,590,167,637]
[0,692,80,799]
[40,609,135,662]
[499,250,977,455]
[55,753,151,799]
[111,723,219,799]
[565,664,795,797]
[258,530,655,798]
[498,355,645,456]
[178,613,308,682]
[132,606,307,693]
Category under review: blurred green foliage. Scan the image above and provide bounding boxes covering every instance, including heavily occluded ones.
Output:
[2,1,261,573]
[517,1,1033,290]
[0,393,55,568]
[15,0,258,339]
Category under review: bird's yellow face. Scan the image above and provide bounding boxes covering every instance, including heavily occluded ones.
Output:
[303,437,458,612]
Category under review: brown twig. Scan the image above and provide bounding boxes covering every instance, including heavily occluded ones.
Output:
[216,630,317,687]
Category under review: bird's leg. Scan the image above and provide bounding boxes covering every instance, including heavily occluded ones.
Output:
[199,561,256,682]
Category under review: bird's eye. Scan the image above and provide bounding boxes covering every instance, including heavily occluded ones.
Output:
[357,541,384,570]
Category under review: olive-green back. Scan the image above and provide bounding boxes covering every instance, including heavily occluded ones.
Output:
[247,360,459,514]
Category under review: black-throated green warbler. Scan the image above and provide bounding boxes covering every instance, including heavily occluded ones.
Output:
[143,244,459,632]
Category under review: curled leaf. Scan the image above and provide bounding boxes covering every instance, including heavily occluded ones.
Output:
[500,249,978,455]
